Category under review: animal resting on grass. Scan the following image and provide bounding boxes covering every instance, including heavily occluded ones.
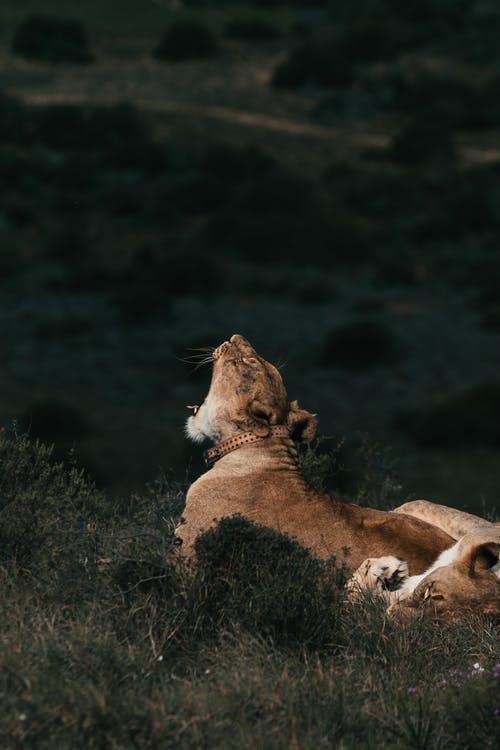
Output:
[350,501,500,620]
[179,335,500,619]
[178,334,453,574]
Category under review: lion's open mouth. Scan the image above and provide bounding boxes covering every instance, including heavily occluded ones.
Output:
[187,405,200,416]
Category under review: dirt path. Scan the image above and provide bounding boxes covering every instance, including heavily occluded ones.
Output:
[16,90,500,164]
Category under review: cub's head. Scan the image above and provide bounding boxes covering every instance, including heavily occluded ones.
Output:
[186,334,317,444]
[390,530,500,622]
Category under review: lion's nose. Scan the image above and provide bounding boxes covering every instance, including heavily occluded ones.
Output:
[230,334,255,353]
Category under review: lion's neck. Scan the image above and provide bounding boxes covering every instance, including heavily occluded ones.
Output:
[206,437,303,479]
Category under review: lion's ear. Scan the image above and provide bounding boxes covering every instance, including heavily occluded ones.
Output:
[455,531,500,574]
[246,399,273,436]
[286,400,317,442]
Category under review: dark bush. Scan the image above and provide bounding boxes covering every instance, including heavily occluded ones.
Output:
[0,432,103,575]
[400,382,500,448]
[155,171,228,215]
[389,70,500,130]
[413,174,495,241]
[320,318,402,369]
[331,0,474,30]
[388,116,456,164]
[234,173,312,214]
[11,15,93,64]
[200,143,276,182]
[341,18,428,63]
[44,222,88,261]
[400,382,500,447]
[225,17,281,41]
[193,515,344,649]
[481,308,500,331]
[207,208,329,264]
[324,164,422,221]
[0,93,31,145]
[111,246,220,322]
[272,40,354,89]
[154,21,219,61]
[0,229,23,282]
[33,102,149,155]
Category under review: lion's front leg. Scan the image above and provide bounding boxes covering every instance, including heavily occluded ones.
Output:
[346,556,410,601]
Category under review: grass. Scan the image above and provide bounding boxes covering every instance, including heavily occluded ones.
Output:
[0,432,498,749]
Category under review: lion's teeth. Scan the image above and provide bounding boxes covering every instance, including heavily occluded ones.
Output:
[187,405,199,415]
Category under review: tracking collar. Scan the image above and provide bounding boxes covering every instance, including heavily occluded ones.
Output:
[203,425,291,467]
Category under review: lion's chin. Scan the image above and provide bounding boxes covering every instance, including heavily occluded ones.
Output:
[185,416,207,443]
[185,401,217,443]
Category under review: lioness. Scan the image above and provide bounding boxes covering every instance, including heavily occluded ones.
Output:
[350,501,500,619]
[177,334,453,573]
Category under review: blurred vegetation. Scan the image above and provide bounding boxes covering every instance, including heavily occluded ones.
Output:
[319,318,402,369]
[1,0,500,508]
[11,15,93,63]
[154,20,219,60]
[399,382,500,448]
[0,432,498,748]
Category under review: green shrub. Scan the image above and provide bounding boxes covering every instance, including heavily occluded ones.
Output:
[0,432,103,575]
[320,318,402,369]
[154,21,219,61]
[400,382,500,447]
[192,516,344,649]
[11,15,93,64]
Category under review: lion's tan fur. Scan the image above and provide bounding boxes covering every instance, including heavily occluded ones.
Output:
[178,335,453,574]
[394,499,500,540]
[388,526,500,620]
[349,505,500,619]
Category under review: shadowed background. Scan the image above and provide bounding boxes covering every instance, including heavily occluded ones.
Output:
[1,0,500,512]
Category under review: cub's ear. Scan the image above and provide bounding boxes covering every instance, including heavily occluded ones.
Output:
[286,400,317,442]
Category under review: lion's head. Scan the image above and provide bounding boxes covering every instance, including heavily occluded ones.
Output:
[186,334,317,444]
[389,529,500,621]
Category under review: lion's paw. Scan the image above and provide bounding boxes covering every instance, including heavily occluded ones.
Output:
[347,556,410,598]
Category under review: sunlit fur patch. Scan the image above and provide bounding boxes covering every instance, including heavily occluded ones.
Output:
[212,342,230,360]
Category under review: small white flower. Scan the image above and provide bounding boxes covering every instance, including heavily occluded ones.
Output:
[157,655,164,662]
[18,714,27,722]
[205,668,211,674]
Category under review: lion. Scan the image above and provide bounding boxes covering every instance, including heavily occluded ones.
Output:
[394,499,500,539]
[177,334,454,574]
[348,501,500,619]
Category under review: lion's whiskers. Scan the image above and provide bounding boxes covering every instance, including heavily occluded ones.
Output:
[177,347,216,372]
